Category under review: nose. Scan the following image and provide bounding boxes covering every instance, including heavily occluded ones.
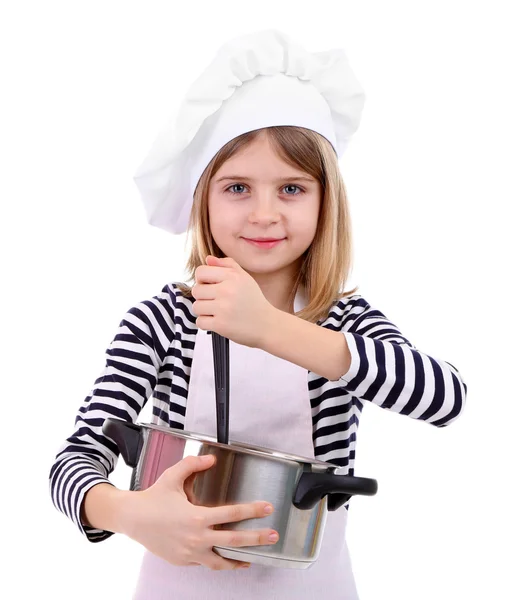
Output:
[247,193,281,225]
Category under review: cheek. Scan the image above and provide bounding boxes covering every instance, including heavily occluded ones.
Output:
[293,212,319,240]
[209,205,240,242]
[208,198,226,232]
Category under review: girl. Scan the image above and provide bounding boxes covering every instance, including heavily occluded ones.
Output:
[49,30,467,599]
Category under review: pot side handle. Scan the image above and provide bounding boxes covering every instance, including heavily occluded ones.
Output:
[102,418,143,468]
[293,472,378,512]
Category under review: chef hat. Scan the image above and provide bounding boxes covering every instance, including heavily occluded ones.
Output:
[133,29,365,235]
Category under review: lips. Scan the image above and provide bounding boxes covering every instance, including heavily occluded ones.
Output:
[242,237,285,249]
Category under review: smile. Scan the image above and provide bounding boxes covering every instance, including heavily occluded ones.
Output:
[242,238,286,249]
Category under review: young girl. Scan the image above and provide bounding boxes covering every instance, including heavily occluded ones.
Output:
[49,30,467,599]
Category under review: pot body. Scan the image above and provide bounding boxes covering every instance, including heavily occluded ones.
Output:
[104,419,377,569]
[133,424,338,569]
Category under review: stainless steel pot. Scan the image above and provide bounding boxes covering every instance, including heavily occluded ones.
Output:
[103,417,378,569]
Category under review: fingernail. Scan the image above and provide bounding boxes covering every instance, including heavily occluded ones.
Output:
[269,533,278,542]
[264,505,273,514]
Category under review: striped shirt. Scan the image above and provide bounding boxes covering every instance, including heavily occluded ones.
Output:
[48,282,467,543]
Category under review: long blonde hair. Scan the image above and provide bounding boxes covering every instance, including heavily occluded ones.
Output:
[175,126,359,324]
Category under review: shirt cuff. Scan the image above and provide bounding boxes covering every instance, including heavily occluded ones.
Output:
[337,332,360,387]
[75,477,117,543]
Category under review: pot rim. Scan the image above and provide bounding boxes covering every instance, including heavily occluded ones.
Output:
[139,422,341,471]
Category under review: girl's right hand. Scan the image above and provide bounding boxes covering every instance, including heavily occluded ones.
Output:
[118,454,279,570]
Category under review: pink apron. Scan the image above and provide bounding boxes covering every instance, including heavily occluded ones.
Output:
[133,289,359,599]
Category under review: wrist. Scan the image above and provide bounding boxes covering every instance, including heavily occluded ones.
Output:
[258,305,281,349]
[82,482,135,535]
[116,488,145,537]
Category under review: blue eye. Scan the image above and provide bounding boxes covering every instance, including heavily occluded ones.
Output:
[226,184,248,195]
[282,185,304,196]
[225,184,305,196]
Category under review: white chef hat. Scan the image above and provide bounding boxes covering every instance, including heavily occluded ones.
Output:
[133,29,365,235]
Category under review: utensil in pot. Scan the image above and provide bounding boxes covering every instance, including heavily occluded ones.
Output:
[210,331,230,445]
[103,418,378,569]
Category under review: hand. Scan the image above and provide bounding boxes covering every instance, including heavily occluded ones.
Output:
[191,255,276,348]
[119,454,279,570]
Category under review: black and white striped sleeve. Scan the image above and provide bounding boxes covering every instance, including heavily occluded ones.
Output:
[48,294,174,542]
[335,297,467,427]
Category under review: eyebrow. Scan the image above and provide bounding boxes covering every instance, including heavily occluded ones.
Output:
[215,175,316,184]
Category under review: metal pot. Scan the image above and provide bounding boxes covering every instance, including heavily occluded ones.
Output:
[103,417,378,569]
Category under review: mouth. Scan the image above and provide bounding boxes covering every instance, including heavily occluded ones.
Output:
[241,237,286,249]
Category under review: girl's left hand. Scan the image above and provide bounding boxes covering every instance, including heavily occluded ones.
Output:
[191,255,275,348]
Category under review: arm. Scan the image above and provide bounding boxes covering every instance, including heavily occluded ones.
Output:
[48,290,175,542]
[260,308,351,381]
[260,295,467,428]
[80,483,132,533]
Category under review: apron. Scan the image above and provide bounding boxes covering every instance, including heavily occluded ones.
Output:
[133,288,359,599]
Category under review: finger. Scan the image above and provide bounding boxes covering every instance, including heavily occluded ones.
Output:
[183,474,198,504]
[207,256,242,272]
[191,283,217,301]
[195,265,229,284]
[208,527,279,548]
[193,300,217,317]
[203,550,250,571]
[201,501,273,527]
[196,316,216,333]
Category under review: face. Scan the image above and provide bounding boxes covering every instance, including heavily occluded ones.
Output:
[208,132,322,281]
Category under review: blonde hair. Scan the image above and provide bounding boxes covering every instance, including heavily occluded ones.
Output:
[175,126,359,324]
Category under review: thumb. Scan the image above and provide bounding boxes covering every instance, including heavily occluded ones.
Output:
[205,254,221,264]
[206,255,239,269]
[170,454,216,485]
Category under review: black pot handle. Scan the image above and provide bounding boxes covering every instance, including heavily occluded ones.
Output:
[102,418,143,468]
[293,471,378,512]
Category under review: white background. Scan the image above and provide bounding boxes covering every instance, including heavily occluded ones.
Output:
[2,1,511,598]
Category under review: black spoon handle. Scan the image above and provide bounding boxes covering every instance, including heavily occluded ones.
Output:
[211,331,230,444]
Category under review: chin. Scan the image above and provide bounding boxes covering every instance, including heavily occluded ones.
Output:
[243,256,300,276]
[218,239,305,273]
